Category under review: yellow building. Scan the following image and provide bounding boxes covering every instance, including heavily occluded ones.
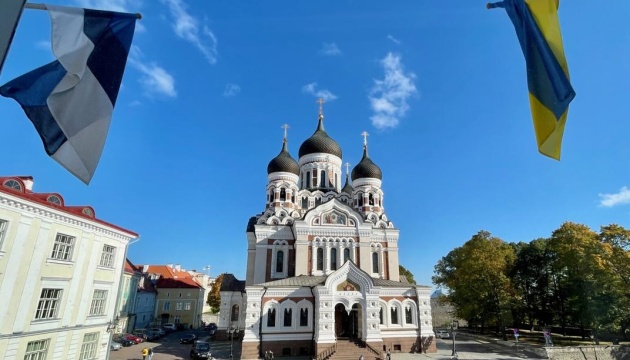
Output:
[0,176,138,360]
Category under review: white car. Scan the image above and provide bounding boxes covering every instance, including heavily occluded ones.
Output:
[436,330,450,339]
[162,323,177,331]
[110,341,122,351]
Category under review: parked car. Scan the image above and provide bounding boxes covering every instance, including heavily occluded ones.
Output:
[436,330,450,339]
[132,329,148,340]
[123,333,144,344]
[190,341,213,359]
[162,323,177,332]
[147,329,162,339]
[110,341,122,351]
[180,333,197,344]
[203,323,218,332]
[112,335,134,347]
[147,327,165,337]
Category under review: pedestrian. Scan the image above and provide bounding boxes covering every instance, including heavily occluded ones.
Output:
[141,347,148,360]
[359,354,364,360]
[148,347,154,360]
[386,348,391,360]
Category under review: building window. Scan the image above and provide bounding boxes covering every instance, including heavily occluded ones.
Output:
[369,193,374,205]
[372,252,379,273]
[231,305,240,322]
[283,308,292,327]
[47,195,62,205]
[276,250,284,273]
[379,307,384,324]
[330,248,337,270]
[35,289,62,319]
[176,302,183,311]
[3,179,22,191]
[185,302,191,311]
[301,197,308,208]
[24,339,49,360]
[280,188,286,201]
[320,170,325,187]
[312,170,318,188]
[316,248,323,271]
[335,173,338,188]
[99,245,116,267]
[343,248,350,263]
[391,307,398,325]
[306,172,311,188]
[405,306,413,324]
[267,308,276,327]
[89,290,107,316]
[163,301,170,311]
[300,308,308,327]
[174,316,180,323]
[0,219,7,249]
[50,233,74,261]
[79,332,99,360]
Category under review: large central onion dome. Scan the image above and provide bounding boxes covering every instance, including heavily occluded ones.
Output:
[351,146,382,180]
[267,140,300,175]
[298,115,342,158]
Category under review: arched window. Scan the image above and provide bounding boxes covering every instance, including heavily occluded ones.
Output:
[276,250,284,273]
[369,193,374,205]
[280,188,286,201]
[405,306,412,324]
[231,304,240,322]
[315,197,322,206]
[267,308,276,327]
[391,307,398,325]
[358,194,364,206]
[306,172,311,188]
[372,252,379,273]
[316,248,323,271]
[300,308,308,326]
[283,308,292,327]
[343,248,350,263]
[335,173,338,188]
[301,174,304,189]
[269,189,274,202]
[330,248,337,270]
[302,197,308,209]
[320,170,325,187]
[3,179,22,191]
[312,170,318,188]
[379,307,384,324]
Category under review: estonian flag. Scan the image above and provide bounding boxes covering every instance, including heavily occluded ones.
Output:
[0,5,137,184]
[488,0,575,160]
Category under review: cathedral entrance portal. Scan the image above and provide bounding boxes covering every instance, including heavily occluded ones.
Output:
[334,303,362,339]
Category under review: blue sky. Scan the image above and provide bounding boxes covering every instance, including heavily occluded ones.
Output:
[1,0,629,288]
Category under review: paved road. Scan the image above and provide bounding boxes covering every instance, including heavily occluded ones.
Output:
[108,330,242,360]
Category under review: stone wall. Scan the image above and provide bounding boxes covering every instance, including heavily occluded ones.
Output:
[545,345,628,360]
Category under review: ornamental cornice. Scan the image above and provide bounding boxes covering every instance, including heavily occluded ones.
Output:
[351,178,382,188]
[298,154,342,167]
[267,172,299,183]
[0,194,136,241]
[296,228,359,237]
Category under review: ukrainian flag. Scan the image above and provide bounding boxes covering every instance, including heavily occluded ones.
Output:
[488,0,575,160]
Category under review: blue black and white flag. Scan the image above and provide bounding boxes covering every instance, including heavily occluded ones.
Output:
[0,5,137,184]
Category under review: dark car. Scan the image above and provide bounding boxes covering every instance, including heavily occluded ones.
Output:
[190,341,212,359]
[180,333,197,344]
[112,336,134,347]
[203,323,218,331]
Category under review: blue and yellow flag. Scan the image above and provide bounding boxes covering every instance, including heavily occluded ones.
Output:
[488,0,575,160]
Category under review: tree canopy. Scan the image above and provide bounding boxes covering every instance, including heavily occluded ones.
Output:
[206,273,224,313]
[399,265,416,284]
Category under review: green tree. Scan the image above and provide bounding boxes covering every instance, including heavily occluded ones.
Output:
[399,265,416,284]
[207,273,224,313]
[598,224,630,338]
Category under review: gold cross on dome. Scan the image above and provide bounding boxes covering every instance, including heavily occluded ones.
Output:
[345,162,351,175]
[361,131,369,146]
[317,98,325,116]
[282,124,290,139]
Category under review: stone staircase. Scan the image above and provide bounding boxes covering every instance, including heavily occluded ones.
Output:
[327,339,379,360]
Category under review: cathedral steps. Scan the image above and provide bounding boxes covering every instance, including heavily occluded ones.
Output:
[327,339,380,360]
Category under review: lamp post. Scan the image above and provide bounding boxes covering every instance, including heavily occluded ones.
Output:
[451,320,459,357]
[229,325,235,359]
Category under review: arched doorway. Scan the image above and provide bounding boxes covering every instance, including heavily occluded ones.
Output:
[334,303,362,339]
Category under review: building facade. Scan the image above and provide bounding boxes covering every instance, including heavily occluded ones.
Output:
[219,110,435,359]
[0,176,138,360]
[134,272,157,329]
[114,259,142,333]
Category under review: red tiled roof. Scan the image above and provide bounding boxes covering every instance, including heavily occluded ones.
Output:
[0,176,138,237]
[141,265,204,289]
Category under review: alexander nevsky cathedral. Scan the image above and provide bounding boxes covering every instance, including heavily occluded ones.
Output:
[218,104,435,359]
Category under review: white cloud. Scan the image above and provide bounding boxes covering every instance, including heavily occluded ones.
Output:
[320,42,341,56]
[223,83,241,97]
[368,53,417,129]
[128,46,177,98]
[598,187,630,207]
[302,82,337,101]
[387,35,401,45]
[160,0,218,65]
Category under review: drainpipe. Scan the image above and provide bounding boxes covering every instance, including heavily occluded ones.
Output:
[259,286,268,359]
[310,286,316,357]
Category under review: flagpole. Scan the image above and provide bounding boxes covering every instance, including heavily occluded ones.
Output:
[24,2,142,19]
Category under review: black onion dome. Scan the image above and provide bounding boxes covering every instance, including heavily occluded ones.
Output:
[298,116,342,158]
[341,174,353,194]
[351,147,382,180]
[267,140,300,175]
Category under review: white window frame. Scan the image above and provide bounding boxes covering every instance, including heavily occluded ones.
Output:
[24,339,49,360]
[35,288,62,320]
[184,302,191,311]
[79,332,99,360]
[174,315,180,324]
[50,233,75,261]
[176,302,183,311]
[99,245,116,267]
[0,219,8,250]
[163,301,170,311]
[271,240,289,279]
[89,290,107,316]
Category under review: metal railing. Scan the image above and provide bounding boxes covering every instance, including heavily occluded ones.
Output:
[361,341,381,360]
[316,342,337,360]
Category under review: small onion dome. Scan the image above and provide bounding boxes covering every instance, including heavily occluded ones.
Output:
[341,174,353,194]
[351,146,382,180]
[267,140,300,175]
[298,115,343,158]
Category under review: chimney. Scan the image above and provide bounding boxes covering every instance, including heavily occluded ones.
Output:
[175,264,181,271]
[143,265,149,272]
[19,176,34,191]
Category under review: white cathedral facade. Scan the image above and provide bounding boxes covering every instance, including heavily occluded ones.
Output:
[218,110,435,359]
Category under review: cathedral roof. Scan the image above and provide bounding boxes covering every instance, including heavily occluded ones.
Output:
[220,273,246,292]
[298,115,342,158]
[267,139,299,175]
[351,146,382,181]
[256,275,415,289]
[341,174,353,194]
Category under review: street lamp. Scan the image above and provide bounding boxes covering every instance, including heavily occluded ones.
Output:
[106,316,120,333]
[451,319,459,357]
[229,325,236,359]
